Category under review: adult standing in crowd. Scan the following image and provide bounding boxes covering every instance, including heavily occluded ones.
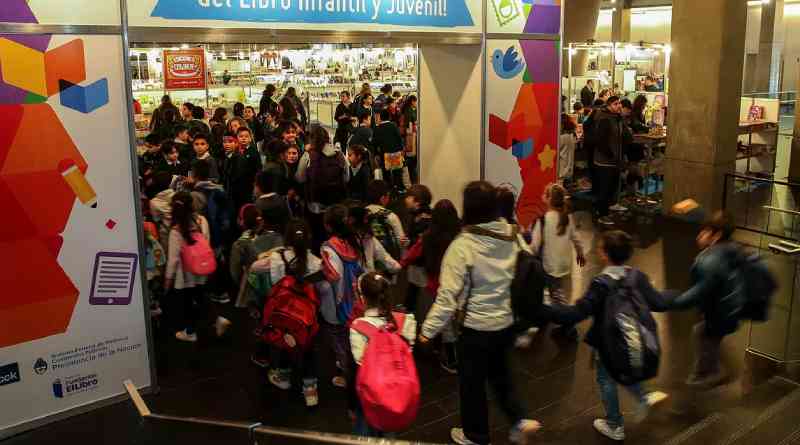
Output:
[334,91,355,149]
[150,94,180,133]
[259,84,279,117]
[284,87,308,128]
[581,79,596,108]
[420,181,542,445]
[373,109,405,193]
[400,95,419,184]
[592,96,626,225]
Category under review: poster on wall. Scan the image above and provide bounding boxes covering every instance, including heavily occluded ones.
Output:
[126,0,481,32]
[0,25,151,438]
[163,48,206,90]
[487,0,561,34]
[484,39,560,227]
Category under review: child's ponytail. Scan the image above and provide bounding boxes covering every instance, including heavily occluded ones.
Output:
[546,183,570,236]
[358,272,395,328]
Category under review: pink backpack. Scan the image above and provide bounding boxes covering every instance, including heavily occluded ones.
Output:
[352,312,420,432]
[180,232,217,276]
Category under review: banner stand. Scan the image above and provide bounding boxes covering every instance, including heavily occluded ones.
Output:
[0,0,157,438]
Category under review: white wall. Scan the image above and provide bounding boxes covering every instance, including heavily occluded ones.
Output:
[594,7,671,43]
[419,45,483,212]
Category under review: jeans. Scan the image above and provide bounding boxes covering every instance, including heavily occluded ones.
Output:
[595,353,646,428]
[458,327,526,445]
[593,166,621,217]
[693,322,723,377]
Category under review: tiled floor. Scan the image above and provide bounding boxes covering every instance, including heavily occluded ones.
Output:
[5,212,800,445]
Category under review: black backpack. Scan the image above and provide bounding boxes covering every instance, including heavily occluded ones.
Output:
[599,272,661,385]
[308,150,347,206]
[464,225,547,330]
[368,209,401,266]
[732,251,777,322]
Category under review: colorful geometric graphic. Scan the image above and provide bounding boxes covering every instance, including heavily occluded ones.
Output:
[491,0,561,34]
[0,18,110,347]
[488,40,560,227]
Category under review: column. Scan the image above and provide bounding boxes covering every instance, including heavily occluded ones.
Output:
[663,0,748,212]
[563,0,602,76]
[611,0,632,43]
[754,0,784,94]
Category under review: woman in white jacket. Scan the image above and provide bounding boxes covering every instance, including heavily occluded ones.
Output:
[419,181,541,445]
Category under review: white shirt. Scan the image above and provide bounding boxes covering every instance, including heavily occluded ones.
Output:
[530,210,584,278]
[350,308,417,365]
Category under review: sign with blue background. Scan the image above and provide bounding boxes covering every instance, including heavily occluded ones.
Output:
[151,0,474,27]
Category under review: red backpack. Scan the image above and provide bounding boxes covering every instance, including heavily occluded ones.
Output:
[352,313,420,432]
[180,232,217,276]
[261,251,320,350]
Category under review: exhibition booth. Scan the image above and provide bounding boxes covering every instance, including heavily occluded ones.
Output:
[0,0,563,438]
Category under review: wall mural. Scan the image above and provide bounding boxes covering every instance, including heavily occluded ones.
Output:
[485,39,560,228]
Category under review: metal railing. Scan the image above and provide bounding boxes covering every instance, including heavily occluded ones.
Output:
[123,381,443,445]
[722,173,800,241]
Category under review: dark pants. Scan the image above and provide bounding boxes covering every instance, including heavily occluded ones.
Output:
[693,322,724,378]
[384,168,405,195]
[175,287,207,336]
[405,156,418,184]
[307,210,325,255]
[593,166,620,217]
[458,327,525,445]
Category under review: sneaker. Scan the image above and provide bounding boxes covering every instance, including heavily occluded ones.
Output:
[593,419,625,441]
[440,343,458,375]
[214,316,232,337]
[332,376,347,388]
[686,371,727,389]
[609,203,628,212]
[597,216,615,226]
[175,330,197,343]
[210,293,231,304]
[451,428,484,445]
[268,369,291,390]
[303,382,319,407]
[250,354,270,369]
[633,391,669,423]
[509,419,542,445]
[515,333,534,349]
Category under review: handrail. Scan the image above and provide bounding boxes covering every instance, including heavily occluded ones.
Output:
[123,380,443,445]
[725,173,800,189]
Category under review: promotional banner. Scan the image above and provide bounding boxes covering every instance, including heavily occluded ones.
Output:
[484,39,560,227]
[163,48,207,90]
[127,0,481,32]
[0,32,152,435]
[487,0,561,34]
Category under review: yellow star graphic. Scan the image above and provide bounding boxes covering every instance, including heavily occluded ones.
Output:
[538,144,555,171]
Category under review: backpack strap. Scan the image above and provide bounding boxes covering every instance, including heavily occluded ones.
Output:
[392,312,407,332]
[352,319,380,339]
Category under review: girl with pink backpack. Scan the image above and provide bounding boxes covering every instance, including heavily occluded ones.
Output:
[165,192,230,343]
[348,272,419,437]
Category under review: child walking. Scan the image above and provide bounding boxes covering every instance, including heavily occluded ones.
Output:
[262,219,325,407]
[528,183,586,342]
[540,231,668,441]
[165,192,230,342]
[348,272,417,437]
[401,199,460,373]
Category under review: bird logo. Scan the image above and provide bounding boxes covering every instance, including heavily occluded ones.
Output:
[492,46,526,79]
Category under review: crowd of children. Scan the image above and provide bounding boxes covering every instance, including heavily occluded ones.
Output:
[137,91,773,444]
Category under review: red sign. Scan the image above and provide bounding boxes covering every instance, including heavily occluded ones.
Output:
[163,48,206,90]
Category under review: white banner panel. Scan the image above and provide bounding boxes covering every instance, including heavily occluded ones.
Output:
[0,34,151,435]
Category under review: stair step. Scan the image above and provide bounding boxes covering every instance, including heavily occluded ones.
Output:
[660,377,800,445]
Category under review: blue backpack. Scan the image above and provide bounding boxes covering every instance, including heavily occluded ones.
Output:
[201,187,233,248]
[325,242,365,324]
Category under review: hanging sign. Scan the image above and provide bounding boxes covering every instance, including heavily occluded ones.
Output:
[150,0,474,28]
[163,48,206,90]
